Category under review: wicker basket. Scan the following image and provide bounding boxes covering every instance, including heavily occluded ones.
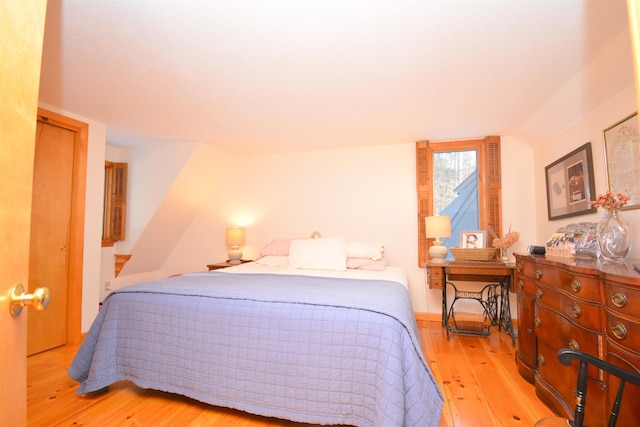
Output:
[450,312,488,333]
[450,247,497,261]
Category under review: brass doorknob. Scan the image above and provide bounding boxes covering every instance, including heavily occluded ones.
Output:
[9,284,50,317]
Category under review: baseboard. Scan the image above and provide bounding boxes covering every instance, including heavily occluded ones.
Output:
[414,312,440,326]
[414,312,519,329]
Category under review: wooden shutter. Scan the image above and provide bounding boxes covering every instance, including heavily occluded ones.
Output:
[416,141,433,267]
[102,161,127,244]
[484,136,502,240]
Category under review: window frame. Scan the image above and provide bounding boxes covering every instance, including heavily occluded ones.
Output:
[416,136,502,266]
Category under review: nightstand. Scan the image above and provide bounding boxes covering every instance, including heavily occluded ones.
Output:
[207,260,251,271]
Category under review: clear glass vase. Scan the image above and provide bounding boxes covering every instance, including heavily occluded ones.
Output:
[500,247,510,262]
[597,209,632,263]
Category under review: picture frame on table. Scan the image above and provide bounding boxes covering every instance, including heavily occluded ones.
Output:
[460,230,486,249]
[545,142,596,220]
[603,112,640,210]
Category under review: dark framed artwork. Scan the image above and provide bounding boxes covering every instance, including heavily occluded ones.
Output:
[545,142,597,220]
[603,112,640,210]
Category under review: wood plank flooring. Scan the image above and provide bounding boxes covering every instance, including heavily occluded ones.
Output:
[27,321,555,426]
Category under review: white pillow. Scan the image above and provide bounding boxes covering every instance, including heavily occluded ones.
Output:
[288,236,347,271]
[255,255,289,267]
[347,241,384,261]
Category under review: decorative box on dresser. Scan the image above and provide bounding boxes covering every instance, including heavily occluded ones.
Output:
[514,253,640,427]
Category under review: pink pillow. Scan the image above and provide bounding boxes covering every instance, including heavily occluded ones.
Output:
[259,239,293,257]
[346,257,389,271]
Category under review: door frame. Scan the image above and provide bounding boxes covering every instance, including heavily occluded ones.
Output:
[36,108,87,345]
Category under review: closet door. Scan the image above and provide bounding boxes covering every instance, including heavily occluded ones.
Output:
[27,120,75,355]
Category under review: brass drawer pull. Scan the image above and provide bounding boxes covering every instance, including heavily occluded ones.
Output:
[571,304,582,319]
[568,339,579,350]
[570,279,581,293]
[535,269,543,280]
[518,279,524,290]
[611,323,627,340]
[536,288,543,299]
[516,263,523,273]
[534,317,541,328]
[538,354,546,366]
[611,292,627,308]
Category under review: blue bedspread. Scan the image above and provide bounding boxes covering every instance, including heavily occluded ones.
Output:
[68,272,443,426]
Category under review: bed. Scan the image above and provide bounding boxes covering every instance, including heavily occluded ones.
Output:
[69,237,444,426]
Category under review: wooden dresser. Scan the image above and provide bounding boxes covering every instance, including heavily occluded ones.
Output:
[514,253,640,426]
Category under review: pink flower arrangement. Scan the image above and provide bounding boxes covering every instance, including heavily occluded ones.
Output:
[492,231,520,250]
[488,224,520,250]
[591,191,630,211]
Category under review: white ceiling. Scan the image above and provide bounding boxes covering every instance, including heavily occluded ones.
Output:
[39,0,632,155]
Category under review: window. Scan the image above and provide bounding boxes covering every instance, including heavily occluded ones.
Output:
[102,161,127,247]
[416,137,502,266]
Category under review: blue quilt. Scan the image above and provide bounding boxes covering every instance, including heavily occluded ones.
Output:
[68,272,444,426]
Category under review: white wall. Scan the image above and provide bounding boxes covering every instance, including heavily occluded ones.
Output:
[46,15,637,332]
[102,142,235,289]
[534,84,639,258]
[42,78,639,334]
[115,143,199,254]
[160,142,536,315]
[190,143,428,308]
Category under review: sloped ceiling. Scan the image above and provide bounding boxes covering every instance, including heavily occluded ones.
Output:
[39,0,633,155]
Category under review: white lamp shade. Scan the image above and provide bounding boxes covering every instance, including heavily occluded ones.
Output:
[225,227,245,247]
[424,215,451,239]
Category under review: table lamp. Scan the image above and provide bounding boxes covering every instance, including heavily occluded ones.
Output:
[425,215,451,264]
[226,226,245,265]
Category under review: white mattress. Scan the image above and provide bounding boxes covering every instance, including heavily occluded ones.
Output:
[223,261,409,289]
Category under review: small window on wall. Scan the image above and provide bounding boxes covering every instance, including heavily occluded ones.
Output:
[102,161,127,247]
[416,137,502,266]
[433,149,480,241]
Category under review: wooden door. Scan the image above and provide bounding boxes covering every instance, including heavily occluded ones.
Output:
[0,1,47,425]
[27,121,75,355]
[26,109,88,357]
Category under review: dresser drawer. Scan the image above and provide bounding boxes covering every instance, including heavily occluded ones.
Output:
[605,309,640,354]
[536,284,601,331]
[537,341,604,426]
[535,266,600,302]
[603,280,640,317]
[604,339,640,427]
[516,276,536,298]
[516,257,535,279]
[428,266,444,289]
[535,305,600,356]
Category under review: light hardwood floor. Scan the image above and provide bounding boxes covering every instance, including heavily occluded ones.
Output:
[27,321,555,426]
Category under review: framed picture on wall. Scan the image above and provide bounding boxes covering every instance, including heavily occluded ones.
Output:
[545,142,597,220]
[603,112,640,210]
[460,230,486,249]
